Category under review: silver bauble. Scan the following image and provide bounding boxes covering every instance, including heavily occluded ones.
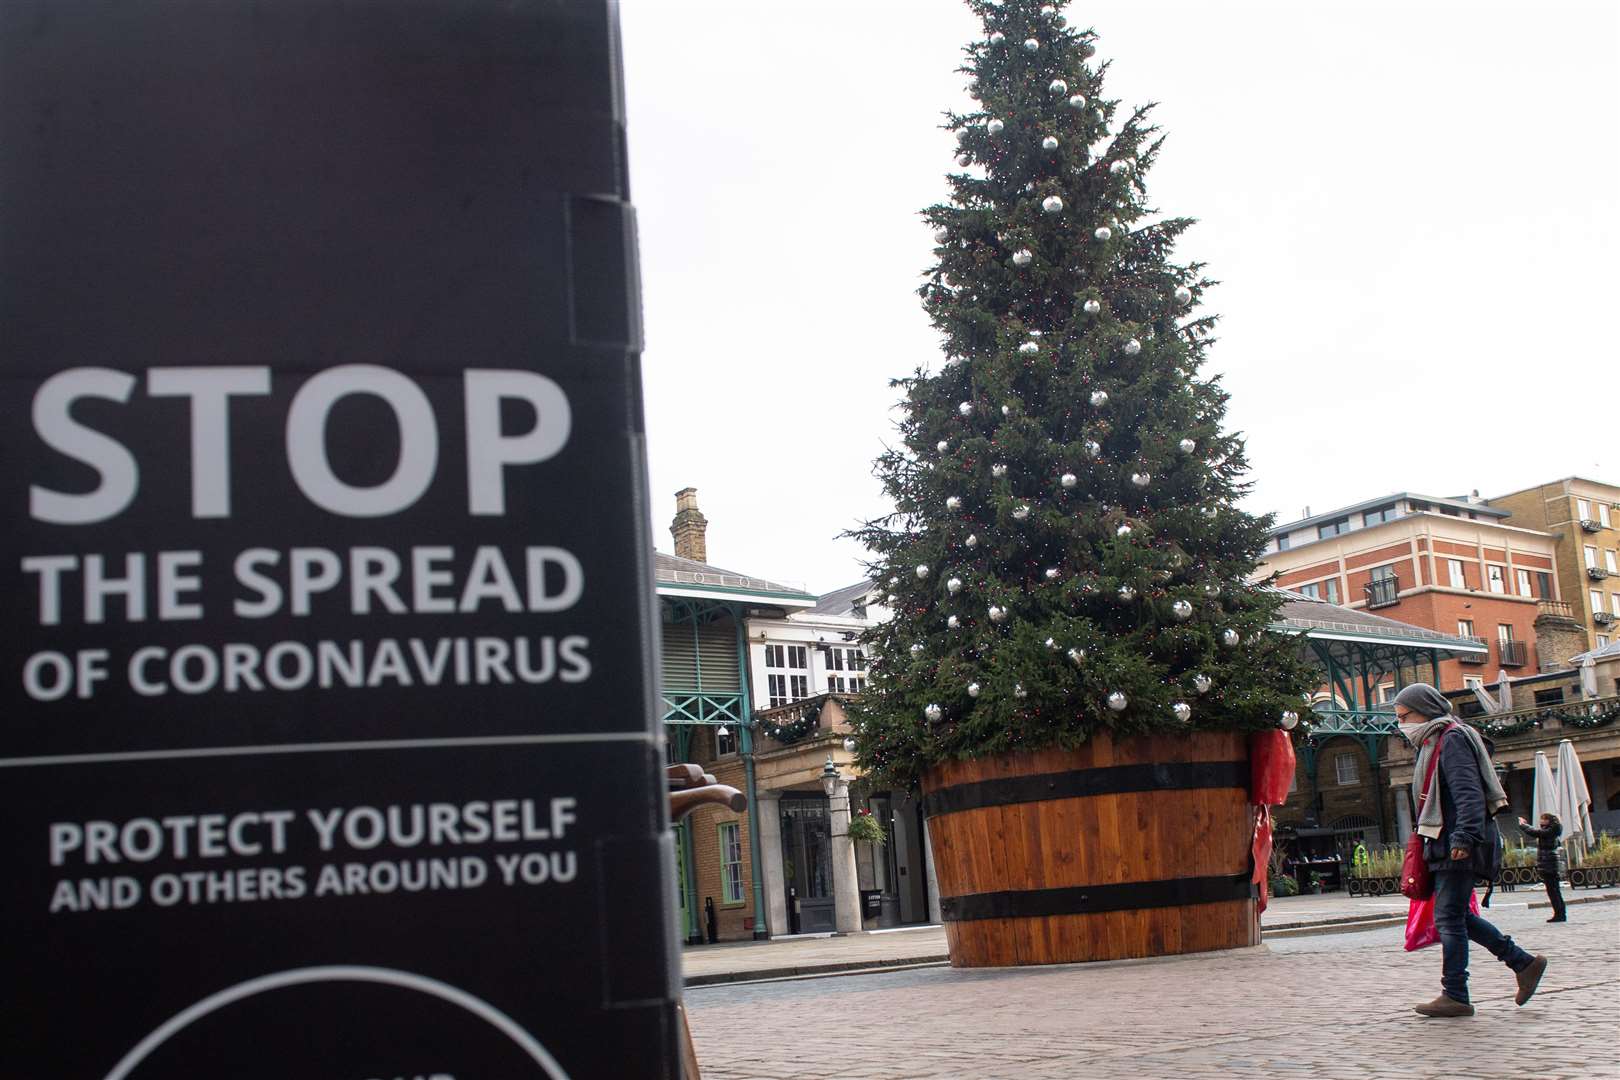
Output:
[1280,710,1300,731]
[1193,674,1213,695]
[1012,248,1033,267]
[1203,582,1221,598]
[934,226,950,244]
[1044,567,1060,581]
[946,495,962,511]
[1090,390,1109,407]
[987,118,1005,136]
[1067,647,1086,666]
[1179,438,1197,454]
[1045,636,1060,651]
[1061,472,1078,488]
[1001,404,1011,416]
[1131,472,1151,488]
[1023,37,1040,53]
[1109,159,1132,175]
[1083,440,1102,459]
[1171,599,1193,621]
[1174,285,1193,305]
[989,31,1006,45]
[1124,338,1142,356]
[967,681,982,698]
[991,463,1008,478]
[1094,226,1113,241]
[937,439,949,452]
[1014,683,1028,699]
[1049,78,1068,95]
[1117,585,1136,602]
[947,614,961,629]
[1018,341,1039,355]
[1012,504,1031,521]
[915,564,931,579]
[1172,702,1192,722]
[1042,195,1064,214]
[1068,94,1088,110]
[1042,136,1060,152]
[1107,691,1128,711]
[947,576,963,594]
[987,605,1006,623]
[924,703,943,722]
[1083,298,1102,315]
[909,642,924,656]
[1040,4,1056,16]
[965,533,979,549]
[1221,628,1241,648]
[958,401,975,417]
[1115,523,1132,538]
[1080,41,1096,58]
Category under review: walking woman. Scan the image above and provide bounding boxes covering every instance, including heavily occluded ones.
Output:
[1518,813,1568,922]
[1395,684,1548,1017]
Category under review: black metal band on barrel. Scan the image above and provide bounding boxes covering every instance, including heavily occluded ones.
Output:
[940,873,1256,922]
[922,760,1247,819]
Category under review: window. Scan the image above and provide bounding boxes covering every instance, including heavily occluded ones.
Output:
[1600,635,1611,649]
[718,822,744,905]
[1533,688,1565,707]
[1335,754,1359,786]
[1323,578,1340,604]
[1447,559,1466,588]
[1363,503,1399,526]
[1586,545,1599,569]
[765,645,810,706]
[1457,618,1475,638]
[1607,550,1618,574]
[716,727,738,757]
[1486,565,1505,594]
[764,644,805,669]
[1375,683,1394,704]
[1537,572,1552,598]
[1515,568,1532,597]
[1300,583,1320,600]
[1593,590,1605,616]
[1497,624,1514,644]
[767,673,788,707]
[1318,516,1351,539]
[1276,534,1292,552]
[1602,504,1614,528]
[1577,498,1593,521]
[1370,564,1396,582]
[1463,675,1484,691]
[1612,593,1620,616]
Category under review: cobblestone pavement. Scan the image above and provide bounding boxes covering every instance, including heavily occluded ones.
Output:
[685,901,1619,1080]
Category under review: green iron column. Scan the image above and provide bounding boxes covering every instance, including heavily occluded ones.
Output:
[735,614,770,940]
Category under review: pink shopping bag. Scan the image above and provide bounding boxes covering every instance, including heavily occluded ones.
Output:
[1405,888,1480,951]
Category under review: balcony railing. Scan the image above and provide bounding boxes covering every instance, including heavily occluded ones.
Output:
[1587,565,1610,581]
[1498,639,1528,667]
[1537,599,1576,621]
[1458,637,1490,663]
[1596,611,1617,627]
[1579,518,1602,533]
[1364,575,1399,609]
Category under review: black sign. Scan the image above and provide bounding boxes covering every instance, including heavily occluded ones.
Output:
[0,2,676,1077]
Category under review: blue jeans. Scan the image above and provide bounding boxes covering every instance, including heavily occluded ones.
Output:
[1433,866,1532,1003]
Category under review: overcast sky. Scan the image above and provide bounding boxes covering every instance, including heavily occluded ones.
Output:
[620,0,1619,595]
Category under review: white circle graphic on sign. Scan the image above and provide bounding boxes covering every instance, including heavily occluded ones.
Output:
[102,965,571,1080]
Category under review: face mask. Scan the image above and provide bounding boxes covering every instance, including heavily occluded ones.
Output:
[1398,721,1429,746]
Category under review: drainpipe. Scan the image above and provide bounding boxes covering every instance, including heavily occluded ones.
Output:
[736,616,770,939]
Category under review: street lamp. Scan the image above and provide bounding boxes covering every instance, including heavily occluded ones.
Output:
[820,755,840,798]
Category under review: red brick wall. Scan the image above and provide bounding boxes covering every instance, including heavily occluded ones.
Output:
[1392,591,1540,689]
[684,727,756,942]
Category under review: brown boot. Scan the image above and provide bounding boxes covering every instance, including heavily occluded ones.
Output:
[1515,955,1548,1006]
[1414,995,1475,1017]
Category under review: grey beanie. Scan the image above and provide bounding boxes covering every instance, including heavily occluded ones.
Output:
[1394,683,1451,718]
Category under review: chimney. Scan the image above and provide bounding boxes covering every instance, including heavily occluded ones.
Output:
[670,487,709,563]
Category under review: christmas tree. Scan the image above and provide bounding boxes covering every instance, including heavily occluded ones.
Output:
[853,0,1311,790]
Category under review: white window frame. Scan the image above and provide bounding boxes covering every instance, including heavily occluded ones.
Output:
[1515,568,1532,597]
[1375,683,1395,704]
[1577,498,1592,521]
[1497,623,1514,645]
[1335,754,1358,786]
[1599,635,1611,649]
[718,822,745,905]
[1586,545,1599,569]
[1457,618,1475,638]
[1611,592,1620,617]
[1323,578,1339,604]
[1593,590,1605,616]
[716,727,738,757]
[1447,559,1465,589]
[1463,675,1484,691]
[1602,503,1614,528]
[1486,565,1505,594]
[1299,582,1320,600]
[1607,550,1619,574]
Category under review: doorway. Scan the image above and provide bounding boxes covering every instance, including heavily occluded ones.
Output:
[779,797,834,933]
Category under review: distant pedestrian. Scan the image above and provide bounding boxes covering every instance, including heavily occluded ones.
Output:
[1352,839,1370,873]
[1395,684,1548,1018]
[1517,813,1567,922]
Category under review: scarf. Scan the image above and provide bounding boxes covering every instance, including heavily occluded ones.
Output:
[1406,718,1508,839]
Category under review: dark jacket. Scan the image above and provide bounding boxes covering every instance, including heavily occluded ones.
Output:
[1520,821,1563,871]
[1424,730,1489,872]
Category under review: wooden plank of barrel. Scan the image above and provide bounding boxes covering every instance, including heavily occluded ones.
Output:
[921,730,1257,967]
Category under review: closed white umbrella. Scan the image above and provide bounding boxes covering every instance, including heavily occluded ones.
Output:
[1580,654,1599,700]
[1531,751,1559,829]
[1470,669,1512,714]
[1555,738,1595,858]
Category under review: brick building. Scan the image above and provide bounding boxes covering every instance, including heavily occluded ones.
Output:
[1489,477,1620,656]
[1257,492,1568,694]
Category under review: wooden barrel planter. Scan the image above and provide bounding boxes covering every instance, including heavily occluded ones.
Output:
[921,730,1258,967]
